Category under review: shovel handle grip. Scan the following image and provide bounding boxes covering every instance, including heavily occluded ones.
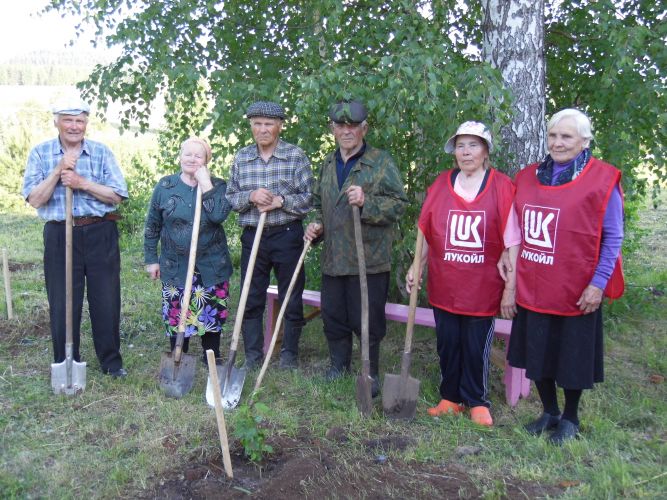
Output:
[175,186,203,361]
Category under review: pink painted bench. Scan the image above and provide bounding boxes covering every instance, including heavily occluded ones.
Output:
[265,285,531,406]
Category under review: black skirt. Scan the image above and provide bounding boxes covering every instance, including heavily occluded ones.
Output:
[507,305,604,390]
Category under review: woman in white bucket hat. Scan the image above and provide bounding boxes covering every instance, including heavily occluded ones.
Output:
[407,121,521,426]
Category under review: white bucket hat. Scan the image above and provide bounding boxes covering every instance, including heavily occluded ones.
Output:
[444,121,493,153]
[52,96,91,116]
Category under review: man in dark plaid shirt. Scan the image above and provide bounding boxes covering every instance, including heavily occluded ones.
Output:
[226,101,313,370]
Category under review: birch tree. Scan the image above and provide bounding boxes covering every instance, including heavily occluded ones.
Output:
[482,0,546,174]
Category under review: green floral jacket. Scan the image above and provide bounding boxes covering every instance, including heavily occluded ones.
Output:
[312,145,408,276]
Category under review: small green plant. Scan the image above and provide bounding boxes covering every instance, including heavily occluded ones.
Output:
[232,401,274,463]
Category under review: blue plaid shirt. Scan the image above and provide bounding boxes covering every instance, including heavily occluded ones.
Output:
[226,138,313,227]
[22,137,128,221]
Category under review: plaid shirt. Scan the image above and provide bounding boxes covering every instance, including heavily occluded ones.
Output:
[226,139,313,227]
[22,137,128,221]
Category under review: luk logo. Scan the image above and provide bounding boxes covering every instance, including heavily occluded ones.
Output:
[522,205,559,253]
[446,210,485,252]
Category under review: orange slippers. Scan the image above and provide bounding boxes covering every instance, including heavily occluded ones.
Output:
[470,406,493,426]
[427,399,465,417]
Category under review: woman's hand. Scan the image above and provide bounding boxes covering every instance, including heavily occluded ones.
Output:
[577,284,603,314]
[145,263,160,280]
[500,286,517,319]
[497,249,512,282]
[405,265,422,294]
[193,166,213,192]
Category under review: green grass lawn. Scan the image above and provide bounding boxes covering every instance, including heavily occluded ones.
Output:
[0,199,665,499]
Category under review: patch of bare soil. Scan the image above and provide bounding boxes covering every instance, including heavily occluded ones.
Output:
[7,261,39,273]
[0,310,51,356]
[139,432,563,499]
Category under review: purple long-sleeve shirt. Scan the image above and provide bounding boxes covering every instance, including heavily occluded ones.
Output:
[552,160,623,290]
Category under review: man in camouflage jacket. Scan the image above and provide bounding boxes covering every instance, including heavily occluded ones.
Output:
[305,100,407,397]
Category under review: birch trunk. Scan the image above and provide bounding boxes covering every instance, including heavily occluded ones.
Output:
[483,0,546,174]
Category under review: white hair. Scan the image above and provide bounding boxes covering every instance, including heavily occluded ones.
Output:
[547,109,593,143]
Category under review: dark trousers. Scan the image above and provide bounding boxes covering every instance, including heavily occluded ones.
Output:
[433,307,494,408]
[321,272,389,343]
[44,221,123,372]
[240,221,305,324]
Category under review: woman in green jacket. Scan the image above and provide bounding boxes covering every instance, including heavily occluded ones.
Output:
[144,137,233,362]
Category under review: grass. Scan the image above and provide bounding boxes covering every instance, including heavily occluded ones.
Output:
[0,196,665,498]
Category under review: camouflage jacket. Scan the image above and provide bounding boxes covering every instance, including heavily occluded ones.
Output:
[312,144,408,276]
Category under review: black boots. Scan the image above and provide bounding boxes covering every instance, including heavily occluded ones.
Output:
[242,317,264,370]
[325,336,352,381]
[325,336,381,398]
[200,331,221,365]
[169,335,190,353]
[279,320,302,369]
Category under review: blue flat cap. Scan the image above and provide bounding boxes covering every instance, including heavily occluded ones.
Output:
[246,101,286,120]
[52,96,91,115]
[329,100,367,124]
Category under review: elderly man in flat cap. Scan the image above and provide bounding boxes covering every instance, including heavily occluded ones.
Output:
[305,100,407,397]
[226,101,313,370]
[22,97,129,378]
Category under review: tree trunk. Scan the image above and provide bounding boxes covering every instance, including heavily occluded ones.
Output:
[483,0,546,175]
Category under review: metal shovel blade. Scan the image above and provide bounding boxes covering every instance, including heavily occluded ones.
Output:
[382,373,421,420]
[51,357,87,395]
[205,363,226,408]
[220,362,246,409]
[158,350,197,399]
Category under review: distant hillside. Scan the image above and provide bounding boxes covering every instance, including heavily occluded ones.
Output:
[0,50,111,86]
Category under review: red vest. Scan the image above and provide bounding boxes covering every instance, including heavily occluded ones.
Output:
[418,168,515,315]
[515,157,624,316]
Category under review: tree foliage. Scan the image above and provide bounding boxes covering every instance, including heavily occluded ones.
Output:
[44,0,666,295]
[545,0,666,202]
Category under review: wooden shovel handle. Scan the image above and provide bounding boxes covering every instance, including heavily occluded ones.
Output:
[353,206,369,367]
[65,187,73,345]
[175,186,203,360]
[404,230,424,354]
[229,211,267,352]
[206,349,234,479]
[254,239,310,393]
[399,229,424,381]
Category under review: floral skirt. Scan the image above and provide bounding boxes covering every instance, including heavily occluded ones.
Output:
[162,271,229,338]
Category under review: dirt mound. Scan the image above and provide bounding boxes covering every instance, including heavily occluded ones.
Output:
[140,432,563,499]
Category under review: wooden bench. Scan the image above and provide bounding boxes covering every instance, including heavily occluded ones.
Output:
[265,285,530,407]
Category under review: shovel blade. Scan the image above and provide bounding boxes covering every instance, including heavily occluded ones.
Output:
[356,374,373,417]
[205,364,227,408]
[158,350,197,398]
[51,359,87,395]
[220,363,246,409]
[220,366,247,410]
[382,373,421,420]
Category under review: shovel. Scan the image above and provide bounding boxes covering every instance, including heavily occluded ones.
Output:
[158,186,201,398]
[51,186,87,395]
[253,239,310,394]
[215,211,267,409]
[353,205,373,417]
[382,229,424,420]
